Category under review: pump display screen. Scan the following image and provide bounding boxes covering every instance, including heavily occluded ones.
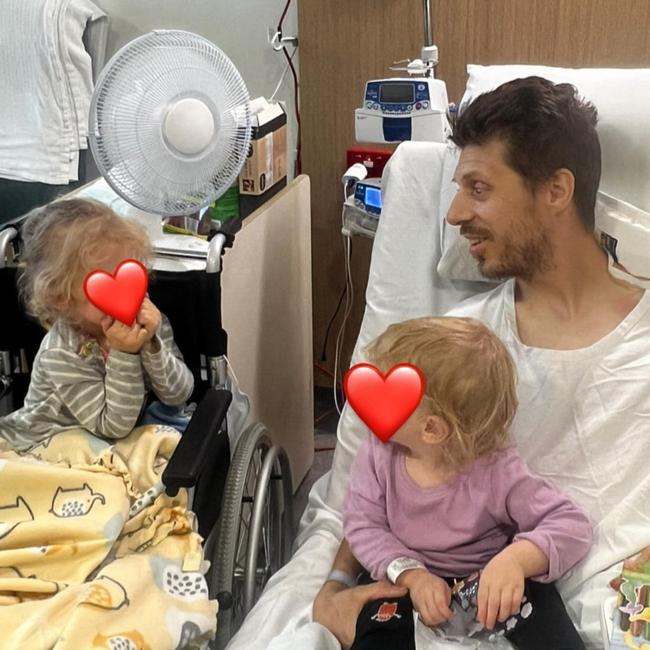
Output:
[365,187,382,209]
[379,83,414,104]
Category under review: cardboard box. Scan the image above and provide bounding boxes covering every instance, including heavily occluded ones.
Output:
[239,99,287,197]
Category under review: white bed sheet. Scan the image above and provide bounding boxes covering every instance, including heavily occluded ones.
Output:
[227,142,494,650]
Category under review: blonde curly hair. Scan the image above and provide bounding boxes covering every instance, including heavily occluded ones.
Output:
[18,198,152,328]
[365,316,518,470]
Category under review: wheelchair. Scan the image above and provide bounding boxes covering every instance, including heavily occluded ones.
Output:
[0,218,295,649]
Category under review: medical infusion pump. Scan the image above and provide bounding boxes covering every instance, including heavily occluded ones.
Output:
[355,78,450,144]
[354,179,382,217]
[342,179,382,240]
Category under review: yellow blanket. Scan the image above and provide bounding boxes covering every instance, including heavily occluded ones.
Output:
[0,426,218,649]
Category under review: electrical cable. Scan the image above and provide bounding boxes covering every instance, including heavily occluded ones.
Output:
[320,283,347,363]
[319,183,355,366]
[283,42,301,175]
[269,45,297,102]
[333,205,354,414]
[276,0,291,32]
[333,237,354,414]
[314,362,337,381]
[276,0,301,175]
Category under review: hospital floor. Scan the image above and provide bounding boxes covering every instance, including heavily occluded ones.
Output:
[292,387,341,530]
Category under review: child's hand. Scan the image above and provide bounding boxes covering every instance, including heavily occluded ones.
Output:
[477,550,526,631]
[137,296,161,342]
[102,317,149,354]
[398,568,453,627]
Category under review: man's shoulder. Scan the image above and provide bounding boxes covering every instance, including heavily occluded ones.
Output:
[444,281,510,325]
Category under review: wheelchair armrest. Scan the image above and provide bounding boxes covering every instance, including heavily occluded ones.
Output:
[162,388,232,496]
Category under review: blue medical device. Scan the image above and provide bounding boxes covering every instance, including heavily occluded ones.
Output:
[353,179,383,217]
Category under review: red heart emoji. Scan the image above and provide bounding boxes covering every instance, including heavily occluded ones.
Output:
[83,259,148,326]
[343,363,425,443]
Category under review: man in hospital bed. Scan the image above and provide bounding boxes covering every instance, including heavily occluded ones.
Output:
[230,75,650,650]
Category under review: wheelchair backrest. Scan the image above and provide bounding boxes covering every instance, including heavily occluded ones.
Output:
[0,263,227,410]
[0,266,47,407]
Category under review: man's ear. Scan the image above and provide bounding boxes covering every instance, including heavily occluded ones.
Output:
[544,168,575,215]
[421,415,449,445]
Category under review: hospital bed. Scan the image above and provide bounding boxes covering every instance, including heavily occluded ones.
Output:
[226,64,650,650]
[0,211,296,649]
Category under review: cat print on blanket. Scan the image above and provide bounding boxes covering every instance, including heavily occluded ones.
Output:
[50,483,106,517]
[162,565,209,602]
[0,565,62,600]
[174,621,203,650]
[0,496,34,539]
[81,575,130,610]
[0,566,33,579]
[92,630,152,650]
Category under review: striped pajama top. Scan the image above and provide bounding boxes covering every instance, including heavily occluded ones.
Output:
[0,313,193,450]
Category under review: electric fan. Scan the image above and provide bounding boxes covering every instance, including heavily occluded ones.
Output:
[89,30,252,216]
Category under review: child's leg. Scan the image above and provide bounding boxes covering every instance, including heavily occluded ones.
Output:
[139,400,191,432]
[351,574,416,650]
[505,580,586,650]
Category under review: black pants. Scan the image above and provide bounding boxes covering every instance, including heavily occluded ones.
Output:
[351,576,586,650]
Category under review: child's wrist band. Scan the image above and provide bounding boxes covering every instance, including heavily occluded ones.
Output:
[387,557,427,584]
[326,569,357,588]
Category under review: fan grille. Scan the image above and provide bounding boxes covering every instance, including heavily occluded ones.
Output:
[90,30,251,216]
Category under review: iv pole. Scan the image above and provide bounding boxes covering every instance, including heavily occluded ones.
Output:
[421,0,438,77]
[389,0,438,76]
[423,0,433,47]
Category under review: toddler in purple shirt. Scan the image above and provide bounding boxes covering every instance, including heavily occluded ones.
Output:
[343,316,592,650]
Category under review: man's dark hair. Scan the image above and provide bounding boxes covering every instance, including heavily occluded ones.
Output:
[450,76,601,230]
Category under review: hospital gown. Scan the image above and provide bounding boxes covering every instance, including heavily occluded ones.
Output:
[445,278,650,646]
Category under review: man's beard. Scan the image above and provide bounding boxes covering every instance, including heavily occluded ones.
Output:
[477,223,554,282]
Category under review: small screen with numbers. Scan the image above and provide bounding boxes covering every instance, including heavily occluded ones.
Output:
[379,83,414,104]
[365,187,382,209]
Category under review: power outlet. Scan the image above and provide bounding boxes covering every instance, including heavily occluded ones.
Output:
[346,148,393,179]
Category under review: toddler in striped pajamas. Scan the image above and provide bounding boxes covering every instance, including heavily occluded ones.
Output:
[0,199,193,450]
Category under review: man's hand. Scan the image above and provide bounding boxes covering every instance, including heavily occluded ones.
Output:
[101,317,149,354]
[477,550,526,630]
[398,568,453,627]
[313,580,407,650]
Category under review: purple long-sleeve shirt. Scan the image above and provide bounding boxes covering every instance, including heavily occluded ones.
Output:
[343,436,592,583]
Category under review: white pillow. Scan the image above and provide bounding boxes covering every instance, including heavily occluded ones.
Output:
[438,64,650,283]
[596,191,650,285]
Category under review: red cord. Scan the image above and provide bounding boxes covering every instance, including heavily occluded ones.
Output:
[283,46,301,175]
[277,0,291,32]
[315,362,339,382]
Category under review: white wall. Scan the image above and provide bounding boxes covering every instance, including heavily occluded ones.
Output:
[93,0,299,177]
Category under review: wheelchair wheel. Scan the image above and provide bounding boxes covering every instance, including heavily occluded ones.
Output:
[206,422,294,649]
